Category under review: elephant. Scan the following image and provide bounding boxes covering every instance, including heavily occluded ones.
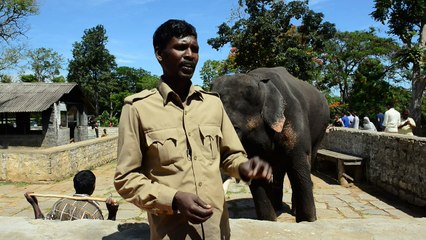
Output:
[212,67,329,222]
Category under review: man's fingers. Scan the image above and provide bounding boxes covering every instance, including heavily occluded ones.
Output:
[187,205,213,224]
[193,196,212,209]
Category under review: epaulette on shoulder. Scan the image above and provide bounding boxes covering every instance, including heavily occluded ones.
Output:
[124,89,157,104]
[196,86,220,97]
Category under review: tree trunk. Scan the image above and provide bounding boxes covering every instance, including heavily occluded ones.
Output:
[411,6,426,136]
[411,68,425,136]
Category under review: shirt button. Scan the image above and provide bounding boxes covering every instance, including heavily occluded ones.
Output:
[194,156,197,160]
[198,182,202,187]
[188,133,191,137]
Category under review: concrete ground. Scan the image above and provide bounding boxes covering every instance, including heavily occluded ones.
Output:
[0,161,425,239]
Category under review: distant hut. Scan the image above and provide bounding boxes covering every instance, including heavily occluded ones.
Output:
[0,83,95,148]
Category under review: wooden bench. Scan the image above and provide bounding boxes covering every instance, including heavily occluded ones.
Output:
[316,149,364,186]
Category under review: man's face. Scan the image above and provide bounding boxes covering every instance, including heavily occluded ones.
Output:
[156,35,199,81]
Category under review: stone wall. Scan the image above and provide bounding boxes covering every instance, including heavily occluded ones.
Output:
[321,128,426,207]
[0,136,118,183]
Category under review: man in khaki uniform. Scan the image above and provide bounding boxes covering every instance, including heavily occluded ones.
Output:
[114,19,272,240]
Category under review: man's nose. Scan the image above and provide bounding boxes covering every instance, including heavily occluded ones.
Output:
[183,48,194,58]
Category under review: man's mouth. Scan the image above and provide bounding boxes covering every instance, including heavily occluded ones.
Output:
[181,62,195,72]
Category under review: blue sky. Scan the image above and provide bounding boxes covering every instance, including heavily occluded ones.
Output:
[22,0,385,86]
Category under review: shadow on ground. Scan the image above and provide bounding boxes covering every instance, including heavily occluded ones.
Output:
[312,169,426,218]
[226,197,292,220]
[102,222,150,240]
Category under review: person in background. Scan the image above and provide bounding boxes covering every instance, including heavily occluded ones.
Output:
[361,117,377,132]
[376,112,384,131]
[383,102,401,133]
[398,109,416,135]
[114,19,272,240]
[25,170,119,221]
[341,111,350,128]
[101,129,108,137]
[350,111,360,129]
[332,114,344,127]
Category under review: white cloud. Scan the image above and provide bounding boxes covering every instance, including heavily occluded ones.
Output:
[309,0,330,7]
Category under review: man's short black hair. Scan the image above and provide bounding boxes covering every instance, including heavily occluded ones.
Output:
[153,19,197,52]
[73,170,96,195]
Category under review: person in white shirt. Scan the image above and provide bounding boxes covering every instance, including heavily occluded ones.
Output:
[398,109,416,135]
[383,102,401,133]
[350,111,360,129]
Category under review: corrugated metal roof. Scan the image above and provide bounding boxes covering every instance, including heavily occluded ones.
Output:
[0,83,78,113]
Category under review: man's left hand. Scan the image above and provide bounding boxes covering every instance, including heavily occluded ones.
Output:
[239,156,273,182]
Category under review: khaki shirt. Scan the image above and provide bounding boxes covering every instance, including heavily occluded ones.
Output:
[114,81,248,240]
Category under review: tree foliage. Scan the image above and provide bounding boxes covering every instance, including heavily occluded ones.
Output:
[108,66,159,118]
[371,0,426,132]
[349,58,405,118]
[27,47,64,82]
[0,74,12,83]
[0,0,38,43]
[0,43,25,73]
[0,0,37,75]
[67,24,117,116]
[208,0,336,81]
[20,73,36,82]
[320,29,399,103]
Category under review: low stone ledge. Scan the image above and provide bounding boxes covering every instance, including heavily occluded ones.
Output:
[0,216,425,240]
[0,136,118,182]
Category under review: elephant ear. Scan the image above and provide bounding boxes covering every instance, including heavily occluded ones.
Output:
[259,79,286,133]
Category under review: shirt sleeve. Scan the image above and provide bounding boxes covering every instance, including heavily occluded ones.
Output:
[218,102,248,179]
[383,112,388,127]
[114,103,177,215]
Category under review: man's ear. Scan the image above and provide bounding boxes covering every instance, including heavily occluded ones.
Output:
[155,47,162,62]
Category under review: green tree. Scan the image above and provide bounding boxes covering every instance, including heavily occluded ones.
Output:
[137,74,158,91]
[109,66,159,118]
[0,43,25,73]
[349,58,393,117]
[0,74,12,83]
[52,75,66,83]
[320,29,399,103]
[67,24,117,116]
[200,47,238,90]
[200,60,227,90]
[372,0,426,134]
[208,0,336,81]
[20,73,37,82]
[0,0,38,43]
[0,0,38,74]
[27,47,64,82]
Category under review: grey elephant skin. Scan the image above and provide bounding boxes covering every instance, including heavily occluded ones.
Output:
[212,67,329,222]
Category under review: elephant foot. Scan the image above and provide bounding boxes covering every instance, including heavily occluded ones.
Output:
[255,206,277,221]
[272,200,283,211]
[296,216,317,223]
[290,207,296,216]
[257,214,277,221]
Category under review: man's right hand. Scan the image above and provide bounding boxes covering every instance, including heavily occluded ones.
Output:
[172,191,213,224]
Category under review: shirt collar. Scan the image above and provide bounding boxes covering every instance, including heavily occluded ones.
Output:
[73,193,90,197]
[157,79,203,106]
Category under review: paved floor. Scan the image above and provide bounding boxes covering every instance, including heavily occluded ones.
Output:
[1,161,425,223]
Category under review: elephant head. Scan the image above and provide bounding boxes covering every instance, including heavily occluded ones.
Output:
[212,73,286,157]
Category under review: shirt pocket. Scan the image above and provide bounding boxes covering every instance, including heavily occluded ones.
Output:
[199,125,223,161]
[145,129,183,166]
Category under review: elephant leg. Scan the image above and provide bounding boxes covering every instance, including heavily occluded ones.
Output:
[287,153,317,222]
[249,180,277,221]
[267,168,285,211]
